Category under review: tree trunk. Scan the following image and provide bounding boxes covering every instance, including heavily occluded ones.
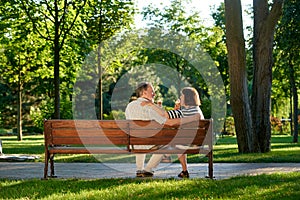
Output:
[97,44,103,120]
[54,46,60,119]
[225,0,253,153]
[54,1,60,119]
[252,0,283,152]
[289,91,293,136]
[289,58,299,143]
[17,64,22,141]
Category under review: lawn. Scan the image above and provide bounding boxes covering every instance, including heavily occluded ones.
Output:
[0,173,299,199]
[0,134,299,199]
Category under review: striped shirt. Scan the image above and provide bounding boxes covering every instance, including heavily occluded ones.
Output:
[167,106,204,119]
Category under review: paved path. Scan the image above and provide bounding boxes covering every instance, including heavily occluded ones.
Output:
[0,162,299,180]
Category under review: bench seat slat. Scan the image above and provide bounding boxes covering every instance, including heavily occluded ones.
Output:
[49,147,129,154]
[130,136,206,145]
[52,129,129,137]
[49,120,129,129]
[51,137,129,145]
[131,149,210,154]
[130,129,207,138]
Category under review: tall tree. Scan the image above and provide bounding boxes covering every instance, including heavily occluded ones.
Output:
[84,0,134,119]
[224,0,253,152]
[252,0,284,152]
[21,0,87,119]
[225,0,284,153]
[0,0,51,140]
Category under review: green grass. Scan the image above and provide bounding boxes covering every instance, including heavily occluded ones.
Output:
[1,134,300,163]
[0,135,300,199]
[0,173,299,199]
[210,135,300,163]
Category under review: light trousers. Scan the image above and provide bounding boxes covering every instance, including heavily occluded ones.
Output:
[136,154,163,172]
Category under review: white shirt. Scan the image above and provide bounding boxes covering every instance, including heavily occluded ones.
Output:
[125,97,167,124]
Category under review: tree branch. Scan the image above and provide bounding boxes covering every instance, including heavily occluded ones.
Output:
[44,0,55,19]
[59,0,87,51]
[267,0,284,30]
[20,0,51,41]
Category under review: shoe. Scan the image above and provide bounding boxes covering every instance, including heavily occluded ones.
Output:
[136,170,154,177]
[178,170,189,178]
[142,170,154,177]
[136,170,144,177]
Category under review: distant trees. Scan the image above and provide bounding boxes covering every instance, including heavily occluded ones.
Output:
[0,0,135,139]
[142,0,227,119]
[0,1,51,140]
[275,0,299,142]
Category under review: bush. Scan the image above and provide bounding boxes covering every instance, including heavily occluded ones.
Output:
[30,98,73,131]
[23,126,43,134]
[222,116,235,136]
[104,110,125,120]
[270,116,291,135]
[0,128,14,136]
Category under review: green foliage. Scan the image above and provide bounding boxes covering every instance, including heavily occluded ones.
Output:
[273,0,300,118]
[0,128,13,136]
[30,99,54,130]
[82,0,135,119]
[30,97,73,130]
[220,116,292,136]
[200,97,211,119]
[0,83,16,128]
[140,1,228,126]
[103,110,126,120]
[222,116,235,136]
[84,0,135,43]
[0,0,136,128]
[270,116,292,135]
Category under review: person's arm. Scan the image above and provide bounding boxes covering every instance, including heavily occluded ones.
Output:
[140,101,169,118]
[164,113,201,126]
[167,110,183,119]
[141,101,185,119]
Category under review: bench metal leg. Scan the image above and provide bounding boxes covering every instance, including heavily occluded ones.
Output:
[208,150,214,179]
[50,154,57,177]
[43,151,49,179]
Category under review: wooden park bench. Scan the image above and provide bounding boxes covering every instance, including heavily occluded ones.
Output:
[43,119,213,179]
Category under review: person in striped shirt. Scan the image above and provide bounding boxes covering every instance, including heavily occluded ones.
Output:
[142,87,204,178]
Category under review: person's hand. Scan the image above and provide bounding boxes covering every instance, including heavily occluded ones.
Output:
[174,99,181,110]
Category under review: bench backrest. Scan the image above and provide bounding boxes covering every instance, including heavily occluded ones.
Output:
[44,119,212,152]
